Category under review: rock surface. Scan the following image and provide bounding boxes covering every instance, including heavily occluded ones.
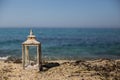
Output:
[0,59,120,80]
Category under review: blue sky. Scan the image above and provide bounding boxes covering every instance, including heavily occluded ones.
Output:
[0,0,120,28]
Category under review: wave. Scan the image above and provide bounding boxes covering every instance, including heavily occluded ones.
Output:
[0,56,10,60]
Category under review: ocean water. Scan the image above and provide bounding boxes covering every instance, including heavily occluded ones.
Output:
[0,28,120,60]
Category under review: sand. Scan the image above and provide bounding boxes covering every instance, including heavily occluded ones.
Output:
[0,59,120,80]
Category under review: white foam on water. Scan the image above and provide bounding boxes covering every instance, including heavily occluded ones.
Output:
[0,56,10,60]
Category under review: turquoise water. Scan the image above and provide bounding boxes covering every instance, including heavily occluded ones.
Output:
[0,28,120,60]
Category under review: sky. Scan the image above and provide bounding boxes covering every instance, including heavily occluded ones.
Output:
[0,0,120,28]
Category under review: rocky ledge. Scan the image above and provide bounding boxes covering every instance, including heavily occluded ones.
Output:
[0,59,120,80]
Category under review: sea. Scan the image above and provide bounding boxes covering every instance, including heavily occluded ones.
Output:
[0,28,120,60]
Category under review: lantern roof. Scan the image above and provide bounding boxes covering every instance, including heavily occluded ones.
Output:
[22,29,40,45]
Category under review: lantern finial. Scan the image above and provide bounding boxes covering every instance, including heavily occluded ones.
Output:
[30,29,33,35]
